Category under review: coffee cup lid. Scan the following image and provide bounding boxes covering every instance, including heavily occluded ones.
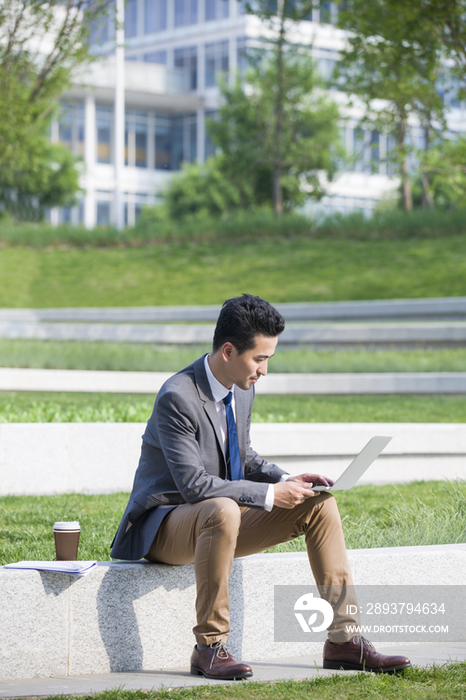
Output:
[53,521,80,530]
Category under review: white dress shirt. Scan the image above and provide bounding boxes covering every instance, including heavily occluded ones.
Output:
[204,354,289,511]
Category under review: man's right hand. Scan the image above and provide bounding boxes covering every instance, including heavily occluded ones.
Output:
[273,480,315,509]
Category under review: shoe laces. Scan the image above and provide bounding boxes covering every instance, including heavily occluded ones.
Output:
[209,640,230,668]
[357,636,376,665]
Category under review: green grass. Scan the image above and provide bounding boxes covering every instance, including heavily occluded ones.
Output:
[28,663,466,700]
[270,480,466,553]
[1,482,464,565]
[1,234,466,307]
[1,339,466,372]
[1,391,466,423]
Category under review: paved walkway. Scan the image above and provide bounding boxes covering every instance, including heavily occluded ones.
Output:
[1,643,465,698]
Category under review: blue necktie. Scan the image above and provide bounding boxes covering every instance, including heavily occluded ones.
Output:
[222,392,243,481]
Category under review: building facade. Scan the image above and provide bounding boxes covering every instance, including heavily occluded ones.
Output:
[52,0,465,227]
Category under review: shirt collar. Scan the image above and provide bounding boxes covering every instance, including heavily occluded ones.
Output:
[204,354,233,403]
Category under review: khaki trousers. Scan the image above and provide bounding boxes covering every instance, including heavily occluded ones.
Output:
[146,493,360,645]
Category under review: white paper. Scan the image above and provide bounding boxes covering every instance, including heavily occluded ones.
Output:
[3,560,97,576]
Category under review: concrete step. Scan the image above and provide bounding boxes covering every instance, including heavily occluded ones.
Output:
[1,320,466,347]
[0,296,465,323]
[1,367,466,394]
[1,422,465,496]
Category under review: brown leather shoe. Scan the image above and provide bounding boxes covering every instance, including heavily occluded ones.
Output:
[323,636,411,673]
[190,641,253,680]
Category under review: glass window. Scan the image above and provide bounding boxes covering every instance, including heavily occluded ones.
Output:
[189,117,197,162]
[144,50,167,64]
[96,106,112,164]
[96,201,111,225]
[236,37,249,75]
[59,102,85,157]
[353,127,365,173]
[59,106,72,152]
[175,0,198,26]
[370,131,380,174]
[320,1,332,23]
[205,40,229,87]
[90,15,109,46]
[125,0,138,38]
[205,110,217,160]
[172,117,184,170]
[174,46,197,90]
[205,0,229,21]
[155,116,173,170]
[145,0,167,33]
[135,118,148,168]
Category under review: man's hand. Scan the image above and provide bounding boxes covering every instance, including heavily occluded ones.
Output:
[273,473,334,509]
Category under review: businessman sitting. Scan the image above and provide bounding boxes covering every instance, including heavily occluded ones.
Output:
[111,294,410,679]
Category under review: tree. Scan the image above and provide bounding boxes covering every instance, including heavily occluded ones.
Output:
[336,0,446,211]
[234,0,339,215]
[414,136,466,211]
[0,0,110,219]
[208,45,341,214]
[155,157,255,222]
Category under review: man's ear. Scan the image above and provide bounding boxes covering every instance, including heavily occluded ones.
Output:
[221,342,235,363]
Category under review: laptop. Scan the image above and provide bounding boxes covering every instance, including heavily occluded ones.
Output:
[311,436,392,492]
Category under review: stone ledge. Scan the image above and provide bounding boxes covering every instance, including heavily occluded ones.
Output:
[3,368,466,394]
[1,544,465,682]
[0,297,465,323]
[1,423,466,496]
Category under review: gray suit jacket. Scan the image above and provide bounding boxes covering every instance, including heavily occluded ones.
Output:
[111,356,287,560]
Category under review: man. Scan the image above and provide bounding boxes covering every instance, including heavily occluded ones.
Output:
[111,294,410,679]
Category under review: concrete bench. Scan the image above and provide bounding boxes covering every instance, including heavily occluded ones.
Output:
[1,544,466,682]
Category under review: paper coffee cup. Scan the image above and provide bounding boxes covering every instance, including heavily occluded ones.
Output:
[53,521,80,561]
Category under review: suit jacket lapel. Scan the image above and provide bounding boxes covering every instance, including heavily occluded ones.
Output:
[193,357,226,459]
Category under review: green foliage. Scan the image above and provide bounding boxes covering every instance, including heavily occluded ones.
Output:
[4,206,466,248]
[336,0,445,211]
[209,54,341,212]
[0,140,81,221]
[0,0,109,219]
[153,156,254,222]
[413,136,466,211]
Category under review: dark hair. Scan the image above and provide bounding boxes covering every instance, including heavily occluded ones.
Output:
[212,294,285,354]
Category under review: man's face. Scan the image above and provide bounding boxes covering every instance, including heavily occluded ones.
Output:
[223,334,278,390]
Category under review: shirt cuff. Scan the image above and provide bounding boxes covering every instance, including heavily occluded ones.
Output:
[265,474,291,511]
[265,484,274,511]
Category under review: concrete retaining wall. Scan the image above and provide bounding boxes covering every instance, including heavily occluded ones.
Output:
[0,297,465,322]
[2,322,466,347]
[1,544,465,681]
[2,368,466,394]
[1,423,466,496]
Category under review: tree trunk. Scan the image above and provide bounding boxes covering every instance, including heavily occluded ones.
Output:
[399,115,413,212]
[421,125,434,209]
[273,0,285,216]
